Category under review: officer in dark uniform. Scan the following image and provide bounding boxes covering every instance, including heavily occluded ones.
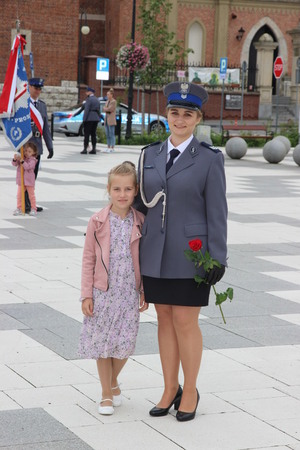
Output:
[74,86,100,154]
[27,77,54,212]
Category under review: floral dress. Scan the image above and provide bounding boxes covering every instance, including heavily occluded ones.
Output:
[78,210,140,359]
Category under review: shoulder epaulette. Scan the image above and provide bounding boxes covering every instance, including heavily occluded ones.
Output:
[201,141,221,153]
[141,141,161,152]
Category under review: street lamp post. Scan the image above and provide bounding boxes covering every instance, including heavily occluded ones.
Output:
[77,12,90,104]
[125,0,136,140]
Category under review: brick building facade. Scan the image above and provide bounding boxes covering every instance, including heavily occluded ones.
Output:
[1,0,300,119]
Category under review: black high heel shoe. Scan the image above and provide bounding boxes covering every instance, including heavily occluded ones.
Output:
[176,389,200,422]
[149,386,183,417]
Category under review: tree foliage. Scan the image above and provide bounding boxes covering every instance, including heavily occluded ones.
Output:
[137,0,190,88]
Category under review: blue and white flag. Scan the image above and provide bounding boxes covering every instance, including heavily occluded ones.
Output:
[0,35,32,150]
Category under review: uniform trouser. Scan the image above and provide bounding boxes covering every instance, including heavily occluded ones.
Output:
[18,186,36,211]
[25,155,40,211]
[84,121,98,150]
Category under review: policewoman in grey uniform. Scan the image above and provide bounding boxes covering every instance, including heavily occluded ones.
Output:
[28,77,54,212]
[137,82,227,422]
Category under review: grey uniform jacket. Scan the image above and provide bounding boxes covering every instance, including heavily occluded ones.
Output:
[83,95,100,122]
[30,99,53,156]
[138,137,228,279]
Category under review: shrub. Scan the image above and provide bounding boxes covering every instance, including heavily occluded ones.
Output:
[278,122,298,147]
[97,127,107,144]
[120,131,170,145]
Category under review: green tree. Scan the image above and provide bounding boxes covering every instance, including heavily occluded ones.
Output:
[137,0,191,132]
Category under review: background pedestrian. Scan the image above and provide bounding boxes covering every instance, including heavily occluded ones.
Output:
[103,88,117,153]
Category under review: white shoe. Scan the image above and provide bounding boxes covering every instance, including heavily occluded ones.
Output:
[13,208,22,216]
[104,148,112,153]
[98,398,114,415]
[112,385,122,407]
[29,209,37,216]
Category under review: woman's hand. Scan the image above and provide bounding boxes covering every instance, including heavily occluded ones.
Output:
[205,265,225,285]
[139,293,149,312]
[81,298,93,317]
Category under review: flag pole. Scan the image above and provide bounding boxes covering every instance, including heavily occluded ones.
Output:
[16,19,26,214]
[20,146,26,214]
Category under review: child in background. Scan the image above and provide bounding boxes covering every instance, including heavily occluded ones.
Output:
[12,142,38,216]
[78,161,148,415]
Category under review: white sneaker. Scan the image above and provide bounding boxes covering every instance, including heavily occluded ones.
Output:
[112,385,122,407]
[29,210,37,216]
[98,398,114,415]
[104,148,111,153]
[13,208,22,216]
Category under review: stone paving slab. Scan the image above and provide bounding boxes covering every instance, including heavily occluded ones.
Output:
[0,408,93,449]
[1,134,300,449]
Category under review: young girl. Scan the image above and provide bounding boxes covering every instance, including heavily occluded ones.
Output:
[12,142,38,216]
[78,161,148,416]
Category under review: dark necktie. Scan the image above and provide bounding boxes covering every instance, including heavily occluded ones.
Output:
[166,149,180,173]
[34,101,37,108]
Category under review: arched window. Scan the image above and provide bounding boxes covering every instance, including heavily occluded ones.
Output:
[188,22,203,65]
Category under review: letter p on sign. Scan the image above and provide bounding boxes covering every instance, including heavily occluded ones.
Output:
[96,58,110,81]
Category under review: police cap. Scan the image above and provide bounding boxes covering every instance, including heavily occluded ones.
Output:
[86,86,95,93]
[29,78,44,88]
[163,81,208,111]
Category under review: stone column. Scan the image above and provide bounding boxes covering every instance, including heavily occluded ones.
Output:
[287,23,300,110]
[213,0,229,61]
[254,34,278,119]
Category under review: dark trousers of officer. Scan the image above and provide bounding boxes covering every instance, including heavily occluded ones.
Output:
[83,121,98,150]
[25,155,41,211]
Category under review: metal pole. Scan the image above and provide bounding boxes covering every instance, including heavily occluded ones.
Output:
[275,78,280,134]
[77,14,83,104]
[298,80,300,144]
[296,76,299,124]
[241,61,247,122]
[101,80,103,98]
[125,0,136,140]
[241,73,244,122]
[220,79,225,133]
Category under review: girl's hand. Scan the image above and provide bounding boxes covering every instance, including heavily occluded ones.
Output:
[81,298,93,316]
[14,153,21,159]
[139,293,148,312]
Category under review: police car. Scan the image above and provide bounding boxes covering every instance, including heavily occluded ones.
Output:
[53,98,169,136]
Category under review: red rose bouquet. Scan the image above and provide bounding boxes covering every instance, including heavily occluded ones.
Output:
[184,239,233,324]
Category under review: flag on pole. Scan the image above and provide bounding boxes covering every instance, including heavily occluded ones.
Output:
[0,35,32,150]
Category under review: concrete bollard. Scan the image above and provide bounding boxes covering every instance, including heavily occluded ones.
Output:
[273,135,291,154]
[225,137,248,159]
[263,139,286,164]
[293,144,300,166]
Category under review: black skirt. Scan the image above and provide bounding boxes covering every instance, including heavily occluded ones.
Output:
[143,276,210,307]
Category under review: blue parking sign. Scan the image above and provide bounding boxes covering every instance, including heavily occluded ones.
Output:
[220,57,228,79]
[96,58,109,81]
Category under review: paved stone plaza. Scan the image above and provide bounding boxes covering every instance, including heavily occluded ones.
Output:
[0,133,300,450]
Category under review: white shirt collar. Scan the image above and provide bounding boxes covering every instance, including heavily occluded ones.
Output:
[167,134,194,155]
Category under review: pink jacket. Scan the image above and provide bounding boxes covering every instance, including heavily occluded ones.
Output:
[12,156,37,186]
[81,204,144,299]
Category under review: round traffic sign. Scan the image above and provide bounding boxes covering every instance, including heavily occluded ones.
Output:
[274,56,283,79]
